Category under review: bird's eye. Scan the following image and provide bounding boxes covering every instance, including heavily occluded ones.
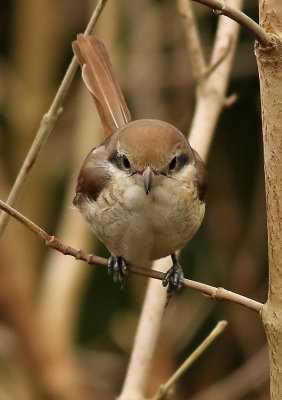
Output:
[169,156,177,171]
[123,155,131,169]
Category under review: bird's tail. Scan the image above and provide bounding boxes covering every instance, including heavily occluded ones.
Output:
[72,34,131,137]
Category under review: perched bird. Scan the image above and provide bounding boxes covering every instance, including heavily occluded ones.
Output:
[72,35,207,302]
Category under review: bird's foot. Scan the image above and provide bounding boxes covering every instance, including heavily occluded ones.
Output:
[107,255,128,288]
[162,253,184,307]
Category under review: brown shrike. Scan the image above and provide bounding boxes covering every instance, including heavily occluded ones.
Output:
[72,35,207,302]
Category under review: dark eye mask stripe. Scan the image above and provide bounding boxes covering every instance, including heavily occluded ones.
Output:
[177,153,189,169]
[108,150,123,169]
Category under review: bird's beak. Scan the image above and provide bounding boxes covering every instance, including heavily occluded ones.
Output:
[142,166,154,195]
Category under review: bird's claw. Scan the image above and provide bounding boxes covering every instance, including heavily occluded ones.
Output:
[162,256,184,307]
[108,255,128,288]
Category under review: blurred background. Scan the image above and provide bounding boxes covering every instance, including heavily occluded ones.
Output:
[0,0,269,399]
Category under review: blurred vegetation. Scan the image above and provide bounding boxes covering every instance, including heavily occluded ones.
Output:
[0,1,269,399]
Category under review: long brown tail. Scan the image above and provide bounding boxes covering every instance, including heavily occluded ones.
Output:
[72,34,131,137]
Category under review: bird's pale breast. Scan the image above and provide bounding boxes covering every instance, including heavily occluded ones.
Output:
[80,164,205,266]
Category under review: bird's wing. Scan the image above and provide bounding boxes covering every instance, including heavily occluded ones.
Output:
[72,34,131,137]
[73,145,110,205]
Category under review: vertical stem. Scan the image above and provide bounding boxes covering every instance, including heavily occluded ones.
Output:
[118,258,169,400]
[256,3,282,399]
[119,2,243,399]
[177,0,207,80]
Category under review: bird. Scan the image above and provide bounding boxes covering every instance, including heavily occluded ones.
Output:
[72,34,207,303]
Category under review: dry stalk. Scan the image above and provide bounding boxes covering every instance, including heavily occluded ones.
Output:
[177,0,207,80]
[0,0,109,238]
[151,321,227,400]
[187,346,269,400]
[118,2,244,399]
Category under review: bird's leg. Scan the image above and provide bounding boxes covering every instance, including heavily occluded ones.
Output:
[107,255,127,288]
[162,253,184,306]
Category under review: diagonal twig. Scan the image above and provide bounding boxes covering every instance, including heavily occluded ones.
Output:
[0,199,264,313]
[188,346,269,400]
[190,0,275,48]
[151,321,228,400]
[0,0,109,239]
[202,35,232,78]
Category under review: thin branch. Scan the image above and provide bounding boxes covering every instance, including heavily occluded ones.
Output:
[201,36,232,78]
[190,0,274,48]
[0,200,264,313]
[0,0,109,238]
[223,93,238,107]
[0,200,106,267]
[188,346,269,400]
[151,321,228,400]
[188,0,242,160]
[177,0,207,80]
[178,0,234,81]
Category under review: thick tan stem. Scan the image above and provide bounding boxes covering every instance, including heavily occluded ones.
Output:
[119,2,243,399]
[256,2,282,399]
[118,258,169,400]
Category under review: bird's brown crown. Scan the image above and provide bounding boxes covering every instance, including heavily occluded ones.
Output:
[106,119,194,172]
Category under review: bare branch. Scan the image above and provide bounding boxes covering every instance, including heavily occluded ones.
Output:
[188,0,241,160]
[131,265,263,313]
[223,93,238,107]
[201,36,232,78]
[0,200,106,267]
[188,346,269,400]
[0,200,263,313]
[177,0,207,80]
[0,0,109,238]
[190,0,275,48]
[151,321,228,400]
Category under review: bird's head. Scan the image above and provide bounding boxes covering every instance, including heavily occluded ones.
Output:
[106,119,197,195]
